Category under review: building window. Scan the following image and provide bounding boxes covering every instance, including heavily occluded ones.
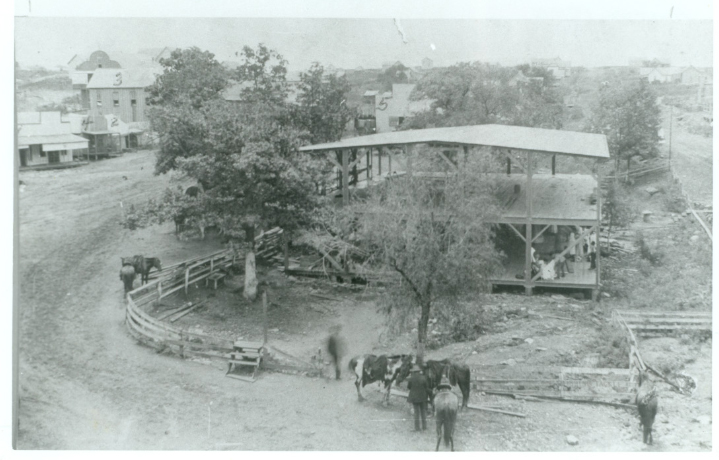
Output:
[113,91,120,107]
[40,150,46,157]
[96,93,102,107]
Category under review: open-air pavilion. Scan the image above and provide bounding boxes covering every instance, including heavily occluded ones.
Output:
[299,124,610,298]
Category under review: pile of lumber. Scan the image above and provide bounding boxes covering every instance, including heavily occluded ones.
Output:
[600,237,636,255]
[255,227,283,260]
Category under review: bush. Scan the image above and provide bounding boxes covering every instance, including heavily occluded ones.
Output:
[585,324,630,368]
[636,231,665,266]
[662,183,687,213]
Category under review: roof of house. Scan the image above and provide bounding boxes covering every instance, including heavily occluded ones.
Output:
[18,133,89,148]
[300,124,610,159]
[494,173,598,222]
[18,112,72,136]
[86,68,158,89]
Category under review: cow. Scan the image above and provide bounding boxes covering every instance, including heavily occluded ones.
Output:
[348,354,411,405]
[396,356,471,411]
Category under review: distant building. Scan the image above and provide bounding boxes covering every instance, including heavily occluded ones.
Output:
[508,70,544,87]
[531,57,571,79]
[356,84,433,134]
[644,66,707,85]
[421,57,433,70]
[69,49,163,109]
[83,68,157,151]
[17,111,89,167]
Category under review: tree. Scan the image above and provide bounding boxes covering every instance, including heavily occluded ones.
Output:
[293,62,355,145]
[144,45,326,301]
[587,79,661,176]
[146,47,230,109]
[377,62,410,91]
[234,43,289,105]
[349,154,503,359]
[405,62,563,130]
[603,181,634,240]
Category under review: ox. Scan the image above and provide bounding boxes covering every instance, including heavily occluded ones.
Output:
[348,354,411,405]
[396,356,471,411]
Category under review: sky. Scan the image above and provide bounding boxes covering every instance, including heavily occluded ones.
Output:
[14,17,713,71]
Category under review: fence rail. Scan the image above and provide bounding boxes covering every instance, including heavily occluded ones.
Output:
[125,228,286,361]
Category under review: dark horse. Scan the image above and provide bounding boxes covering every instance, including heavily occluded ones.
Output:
[120,263,136,294]
[122,255,162,285]
[434,386,459,451]
[396,357,471,410]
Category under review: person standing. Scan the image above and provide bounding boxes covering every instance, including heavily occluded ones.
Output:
[407,365,430,432]
[589,241,597,270]
[326,325,346,380]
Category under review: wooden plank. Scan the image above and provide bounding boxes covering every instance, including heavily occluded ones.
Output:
[165,339,233,353]
[531,224,551,243]
[389,389,526,418]
[507,223,526,242]
[127,308,182,339]
[618,310,711,318]
[624,317,712,324]
[560,367,630,375]
[128,303,181,332]
[629,324,710,331]
[234,340,264,349]
[169,302,204,322]
[156,303,195,321]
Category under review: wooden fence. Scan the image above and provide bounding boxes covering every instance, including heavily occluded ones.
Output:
[125,249,237,359]
[469,365,632,401]
[124,227,291,366]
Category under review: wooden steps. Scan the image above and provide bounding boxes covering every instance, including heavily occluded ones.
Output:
[226,340,264,382]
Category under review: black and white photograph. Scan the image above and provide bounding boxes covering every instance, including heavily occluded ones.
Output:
[9,0,715,453]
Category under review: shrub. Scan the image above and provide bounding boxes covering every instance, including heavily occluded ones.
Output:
[636,231,665,266]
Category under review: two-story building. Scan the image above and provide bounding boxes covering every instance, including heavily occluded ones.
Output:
[356,84,434,134]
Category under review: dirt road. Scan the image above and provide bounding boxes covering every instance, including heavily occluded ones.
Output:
[660,106,713,207]
[17,151,711,451]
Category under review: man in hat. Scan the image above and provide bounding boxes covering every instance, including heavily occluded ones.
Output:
[407,364,431,431]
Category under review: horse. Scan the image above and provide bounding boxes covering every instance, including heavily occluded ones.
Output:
[120,263,136,294]
[396,357,471,411]
[122,255,162,285]
[434,386,459,451]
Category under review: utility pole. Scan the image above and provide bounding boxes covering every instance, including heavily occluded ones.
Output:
[668,104,673,170]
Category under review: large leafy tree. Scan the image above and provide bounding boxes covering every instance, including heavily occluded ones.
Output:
[349,155,503,359]
[234,43,289,106]
[377,62,410,91]
[406,62,563,130]
[144,46,327,300]
[293,62,355,145]
[146,47,230,109]
[587,79,661,174]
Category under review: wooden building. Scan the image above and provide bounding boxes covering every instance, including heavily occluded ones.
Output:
[18,112,89,167]
[85,68,156,150]
[299,124,610,298]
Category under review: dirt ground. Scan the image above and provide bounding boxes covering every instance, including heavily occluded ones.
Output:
[660,105,713,207]
[17,150,713,451]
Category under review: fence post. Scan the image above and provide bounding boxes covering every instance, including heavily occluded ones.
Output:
[157,280,163,299]
[263,290,268,346]
[185,267,190,295]
[211,257,214,273]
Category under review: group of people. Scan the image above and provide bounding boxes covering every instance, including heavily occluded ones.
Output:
[325,326,454,434]
[531,229,597,280]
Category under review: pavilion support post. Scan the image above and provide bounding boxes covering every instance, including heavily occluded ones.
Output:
[405,145,413,177]
[342,148,350,206]
[366,149,371,181]
[378,147,382,176]
[388,149,393,175]
[595,166,602,300]
[463,145,469,167]
[552,155,556,175]
[524,151,533,296]
[507,157,511,176]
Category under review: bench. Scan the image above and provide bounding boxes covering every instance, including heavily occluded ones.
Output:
[226,340,264,382]
[206,272,226,290]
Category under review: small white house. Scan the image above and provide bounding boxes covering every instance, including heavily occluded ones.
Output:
[18,112,89,167]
